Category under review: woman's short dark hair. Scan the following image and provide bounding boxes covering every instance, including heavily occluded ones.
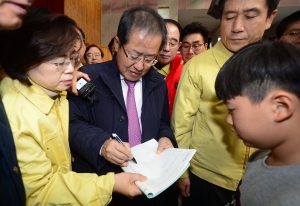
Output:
[77,27,86,43]
[108,37,115,55]
[276,10,300,39]
[84,44,104,62]
[215,41,300,103]
[117,6,167,52]
[0,7,79,84]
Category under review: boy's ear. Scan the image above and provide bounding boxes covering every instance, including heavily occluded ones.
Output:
[271,91,295,122]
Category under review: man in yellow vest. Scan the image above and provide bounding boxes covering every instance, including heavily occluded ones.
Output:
[172,0,279,205]
[154,19,182,76]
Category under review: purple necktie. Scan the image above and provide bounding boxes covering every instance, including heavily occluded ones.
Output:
[125,80,142,147]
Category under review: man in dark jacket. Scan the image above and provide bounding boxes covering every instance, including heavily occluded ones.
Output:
[68,6,178,206]
[0,0,34,205]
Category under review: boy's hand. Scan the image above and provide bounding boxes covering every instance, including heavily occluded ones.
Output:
[113,172,147,198]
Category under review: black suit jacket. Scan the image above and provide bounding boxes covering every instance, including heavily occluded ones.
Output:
[0,97,25,205]
[68,57,177,175]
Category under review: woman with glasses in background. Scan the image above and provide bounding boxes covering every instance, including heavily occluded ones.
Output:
[0,7,145,205]
[276,10,300,48]
[74,27,86,70]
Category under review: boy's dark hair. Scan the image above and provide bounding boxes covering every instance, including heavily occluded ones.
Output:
[215,41,300,103]
[276,10,300,39]
[218,0,280,19]
[84,44,104,62]
[0,7,79,85]
[117,6,167,52]
[164,19,182,38]
[180,22,209,43]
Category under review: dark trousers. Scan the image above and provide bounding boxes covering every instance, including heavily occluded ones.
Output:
[108,183,179,206]
[182,172,235,206]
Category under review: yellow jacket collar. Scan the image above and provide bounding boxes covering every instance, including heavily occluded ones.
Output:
[212,41,234,69]
[14,78,67,114]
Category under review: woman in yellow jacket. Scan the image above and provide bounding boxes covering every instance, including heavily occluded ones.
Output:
[0,8,145,205]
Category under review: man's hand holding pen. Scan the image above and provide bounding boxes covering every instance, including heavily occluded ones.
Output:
[102,136,135,167]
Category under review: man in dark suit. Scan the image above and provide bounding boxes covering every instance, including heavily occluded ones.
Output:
[68,6,178,206]
[0,0,34,205]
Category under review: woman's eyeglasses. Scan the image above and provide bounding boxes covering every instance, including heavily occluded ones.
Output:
[46,54,81,72]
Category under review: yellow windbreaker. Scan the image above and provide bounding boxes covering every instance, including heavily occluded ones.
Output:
[154,64,170,76]
[171,41,256,191]
[0,77,114,205]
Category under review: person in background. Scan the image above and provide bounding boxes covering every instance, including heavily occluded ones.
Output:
[172,0,279,205]
[108,36,116,56]
[68,6,178,206]
[0,1,33,205]
[74,27,86,70]
[180,22,209,63]
[276,10,300,48]
[216,41,300,205]
[84,44,104,64]
[166,22,209,117]
[0,7,146,205]
[154,19,182,76]
[69,27,90,95]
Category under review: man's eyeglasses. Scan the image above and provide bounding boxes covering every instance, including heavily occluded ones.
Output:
[122,45,158,66]
[283,31,300,39]
[181,43,204,52]
[46,54,81,72]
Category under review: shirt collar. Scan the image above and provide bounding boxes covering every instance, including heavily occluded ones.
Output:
[119,74,142,82]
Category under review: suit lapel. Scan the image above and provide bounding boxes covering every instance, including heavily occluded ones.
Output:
[99,59,127,112]
[142,68,161,99]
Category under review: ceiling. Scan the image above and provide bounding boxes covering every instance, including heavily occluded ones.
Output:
[178,6,300,38]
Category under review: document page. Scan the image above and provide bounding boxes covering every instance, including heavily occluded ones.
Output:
[122,139,196,198]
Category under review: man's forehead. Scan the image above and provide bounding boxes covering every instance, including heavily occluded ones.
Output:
[126,29,162,54]
[166,23,180,39]
[224,0,267,12]
[128,29,152,41]
[182,33,203,41]
[166,22,180,31]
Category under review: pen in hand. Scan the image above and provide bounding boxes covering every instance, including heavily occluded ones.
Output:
[111,133,138,164]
